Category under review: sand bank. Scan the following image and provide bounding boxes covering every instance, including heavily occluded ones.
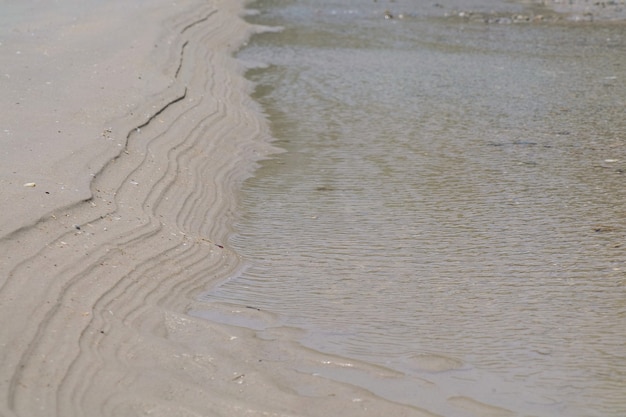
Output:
[0,1,428,416]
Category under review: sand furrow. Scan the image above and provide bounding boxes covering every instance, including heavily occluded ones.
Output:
[180,10,219,35]
[129,88,189,138]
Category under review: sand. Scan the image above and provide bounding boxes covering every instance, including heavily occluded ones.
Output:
[0,1,432,416]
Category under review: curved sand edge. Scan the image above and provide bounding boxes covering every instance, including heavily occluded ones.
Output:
[0,1,430,416]
[0,0,274,414]
[0,0,426,417]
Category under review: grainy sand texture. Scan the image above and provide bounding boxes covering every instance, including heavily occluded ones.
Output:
[0,0,266,414]
[0,1,434,416]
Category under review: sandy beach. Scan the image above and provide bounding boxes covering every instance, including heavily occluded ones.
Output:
[0,1,438,416]
[0,0,266,414]
[2,0,625,416]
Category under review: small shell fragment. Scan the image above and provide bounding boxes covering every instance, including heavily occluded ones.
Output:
[23,182,36,187]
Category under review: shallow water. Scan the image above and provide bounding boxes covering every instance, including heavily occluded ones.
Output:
[199,1,626,415]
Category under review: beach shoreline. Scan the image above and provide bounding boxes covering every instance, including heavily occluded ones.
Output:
[2,0,624,416]
[0,1,430,416]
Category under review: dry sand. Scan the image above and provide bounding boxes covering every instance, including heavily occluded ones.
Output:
[0,1,431,416]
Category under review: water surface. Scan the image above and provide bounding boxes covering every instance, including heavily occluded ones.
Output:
[200,1,626,415]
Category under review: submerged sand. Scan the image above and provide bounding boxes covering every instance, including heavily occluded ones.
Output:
[0,1,433,416]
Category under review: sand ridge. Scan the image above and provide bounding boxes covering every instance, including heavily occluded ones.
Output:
[0,0,275,415]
